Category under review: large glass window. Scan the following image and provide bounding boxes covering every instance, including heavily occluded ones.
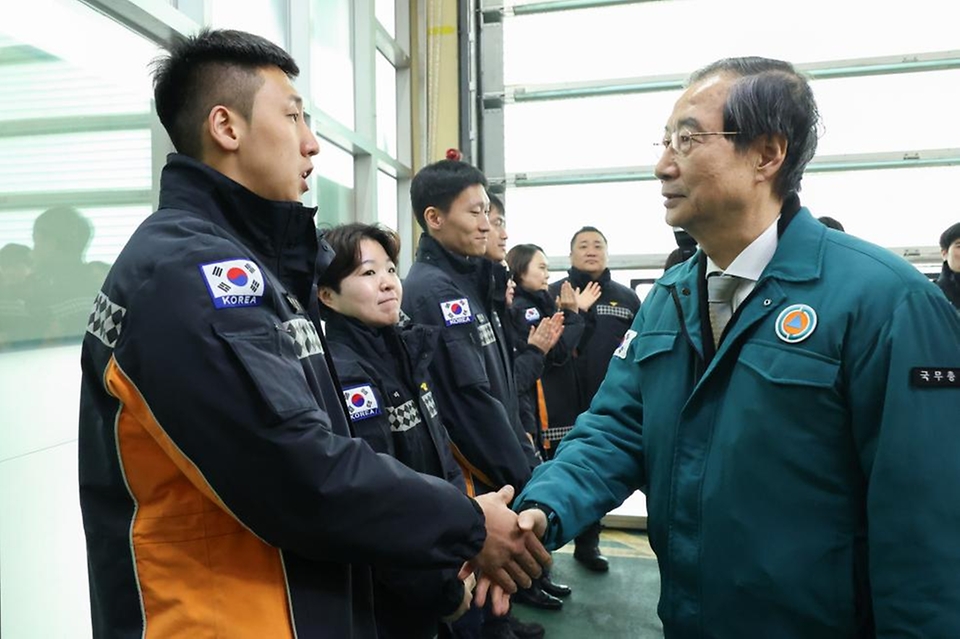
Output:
[377,170,399,231]
[505,181,675,258]
[315,137,356,227]
[376,52,399,157]
[209,0,288,48]
[311,0,355,129]
[497,0,959,268]
[0,13,155,351]
[376,0,397,38]
[503,0,959,86]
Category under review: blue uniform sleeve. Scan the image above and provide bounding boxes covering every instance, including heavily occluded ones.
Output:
[848,288,960,634]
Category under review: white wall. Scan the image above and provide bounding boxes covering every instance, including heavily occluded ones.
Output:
[0,344,91,638]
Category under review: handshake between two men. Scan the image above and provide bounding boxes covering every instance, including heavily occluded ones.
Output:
[455,485,551,618]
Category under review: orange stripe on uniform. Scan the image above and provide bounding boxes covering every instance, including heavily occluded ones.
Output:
[536,380,551,450]
[448,440,497,496]
[105,356,295,639]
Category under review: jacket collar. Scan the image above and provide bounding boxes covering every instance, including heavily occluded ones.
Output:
[939,261,960,286]
[658,193,813,290]
[324,310,439,381]
[416,233,484,275]
[158,153,319,260]
[567,266,611,289]
[416,234,495,302]
[656,195,820,367]
[516,286,556,314]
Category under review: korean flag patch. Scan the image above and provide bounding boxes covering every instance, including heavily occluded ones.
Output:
[524,307,541,323]
[613,329,638,359]
[440,298,473,326]
[199,259,265,309]
[343,385,381,421]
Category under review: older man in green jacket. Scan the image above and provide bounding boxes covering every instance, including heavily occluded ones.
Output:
[515,56,960,638]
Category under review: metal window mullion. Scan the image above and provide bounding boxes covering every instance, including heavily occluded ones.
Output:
[354,0,378,224]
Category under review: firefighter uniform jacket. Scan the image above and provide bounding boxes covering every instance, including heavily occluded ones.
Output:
[508,287,585,452]
[518,203,960,637]
[544,267,640,432]
[324,311,468,637]
[78,155,485,639]
[402,234,536,495]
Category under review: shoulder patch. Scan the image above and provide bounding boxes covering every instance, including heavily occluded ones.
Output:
[613,329,638,359]
[440,298,473,326]
[343,385,382,421]
[199,259,265,309]
[524,307,541,323]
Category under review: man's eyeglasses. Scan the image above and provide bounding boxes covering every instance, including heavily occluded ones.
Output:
[656,129,739,158]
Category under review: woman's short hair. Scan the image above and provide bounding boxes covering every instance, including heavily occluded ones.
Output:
[316,223,400,298]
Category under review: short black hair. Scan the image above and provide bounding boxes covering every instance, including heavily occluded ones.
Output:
[818,216,845,232]
[410,159,488,232]
[689,57,820,200]
[33,206,92,258]
[152,28,299,159]
[0,243,31,270]
[316,223,400,314]
[569,226,607,251]
[506,243,544,287]
[488,192,505,216]
[941,222,960,250]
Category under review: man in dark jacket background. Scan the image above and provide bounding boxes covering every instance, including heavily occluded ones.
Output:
[542,226,640,572]
[402,160,548,639]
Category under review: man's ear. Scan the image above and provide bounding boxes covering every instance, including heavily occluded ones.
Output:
[755,133,787,182]
[944,248,950,261]
[424,206,444,232]
[207,105,242,152]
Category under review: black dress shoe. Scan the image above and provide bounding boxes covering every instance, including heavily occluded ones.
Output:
[574,546,610,572]
[539,574,572,598]
[512,585,563,611]
[507,614,545,639]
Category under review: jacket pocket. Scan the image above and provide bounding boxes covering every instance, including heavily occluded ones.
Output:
[441,330,489,388]
[632,331,678,364]
[738,341,839,388]
[214,324,314,417]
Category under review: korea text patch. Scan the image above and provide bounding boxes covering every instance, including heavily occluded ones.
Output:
[199,259,265,309]
[343,385,382,420]
[440,298,473,326]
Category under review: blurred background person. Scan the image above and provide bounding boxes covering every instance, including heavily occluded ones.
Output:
[0,242,33,347]
[24,206,102,342]
[937,222,960,310]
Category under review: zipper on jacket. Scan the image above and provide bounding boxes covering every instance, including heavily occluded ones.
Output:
[669,285,705,381]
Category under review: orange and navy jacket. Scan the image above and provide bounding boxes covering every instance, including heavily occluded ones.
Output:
[78,155,485,639]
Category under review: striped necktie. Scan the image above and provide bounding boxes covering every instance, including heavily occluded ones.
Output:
[707,273,740,348]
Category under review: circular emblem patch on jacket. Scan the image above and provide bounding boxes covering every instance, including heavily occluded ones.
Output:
[775,303,817,343]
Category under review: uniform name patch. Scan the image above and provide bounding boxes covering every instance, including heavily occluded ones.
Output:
[613,329,637,359]
[343,385,381,420]
[911,368,959,388]
[440,298,473,326]
[524,307,541,323]
[199,259,265,309]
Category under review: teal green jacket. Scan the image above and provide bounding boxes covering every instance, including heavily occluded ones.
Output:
[516,208,960,638]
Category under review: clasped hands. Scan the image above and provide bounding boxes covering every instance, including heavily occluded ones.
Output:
[458,485,551,616]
